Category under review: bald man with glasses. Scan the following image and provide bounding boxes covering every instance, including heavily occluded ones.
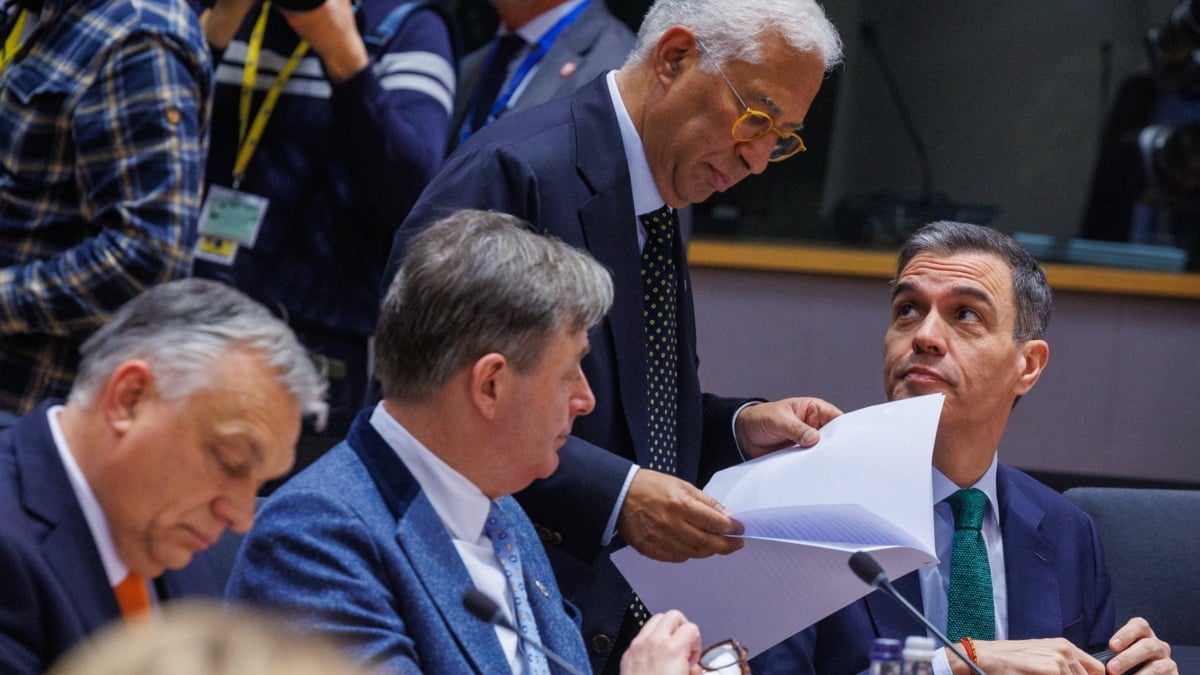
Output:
[381,1,844,672]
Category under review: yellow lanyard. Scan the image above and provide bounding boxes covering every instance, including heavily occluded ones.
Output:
[0,9,29,71]
[234,0,310,189]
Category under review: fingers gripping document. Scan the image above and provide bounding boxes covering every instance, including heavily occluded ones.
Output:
[611,394,944,658]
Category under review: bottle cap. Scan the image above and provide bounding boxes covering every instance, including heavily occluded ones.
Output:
[870,637,903,662]
[903,635,937,661]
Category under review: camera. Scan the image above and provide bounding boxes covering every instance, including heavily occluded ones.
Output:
[1136,0,1200,207]
[272,0,325,13]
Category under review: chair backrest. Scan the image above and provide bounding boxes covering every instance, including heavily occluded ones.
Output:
[206,497,265,594]
[1063,487,1200,645]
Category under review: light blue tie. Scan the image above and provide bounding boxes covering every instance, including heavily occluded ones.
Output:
[484,501,551,675]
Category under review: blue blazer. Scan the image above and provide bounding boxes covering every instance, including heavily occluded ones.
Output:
[751,465,1117,675]
[0,401,220,675]
[383,74,751,668]
[226,410,591,674]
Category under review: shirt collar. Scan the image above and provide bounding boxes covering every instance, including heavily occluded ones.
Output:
[932,453,1001,528]
[48,405,129,586]
[510,0,584,45]
[368,403,491,543]
[606,70,665,217]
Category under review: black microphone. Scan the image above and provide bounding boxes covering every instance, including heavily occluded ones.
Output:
[848,551,987,675]
[462,588,587,675]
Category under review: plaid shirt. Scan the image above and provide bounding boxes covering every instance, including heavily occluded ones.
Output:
[0,0,211,414]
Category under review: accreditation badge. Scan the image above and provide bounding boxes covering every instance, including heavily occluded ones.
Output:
[194,185,269,264]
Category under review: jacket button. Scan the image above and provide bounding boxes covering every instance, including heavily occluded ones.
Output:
[535,524,563,546]
[590,634,613,654]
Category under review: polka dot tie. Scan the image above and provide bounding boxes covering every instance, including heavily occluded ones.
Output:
[484,501,550,675]
[945,488,996,642]
[630,206,681,628]
[639,205,679,476]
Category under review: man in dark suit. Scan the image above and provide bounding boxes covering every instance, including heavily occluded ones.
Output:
[0,278,325,675]
[228,210,706,674]
[450,0,635,151]
[752,221,1177,675]
[382,0,845,670]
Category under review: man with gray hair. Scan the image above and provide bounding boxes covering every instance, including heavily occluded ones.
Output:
[381,0,845,670]
[0,278,326,675]
[754,221,1177,674]
[229,210,712,674]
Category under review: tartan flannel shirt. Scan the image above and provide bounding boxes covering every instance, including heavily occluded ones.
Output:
[0,0,211,414]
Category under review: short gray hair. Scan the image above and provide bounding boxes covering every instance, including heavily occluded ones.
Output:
[626,0,843,72]
[895,221,1053,342]
[375,209,614,402]
[70,279,326,415]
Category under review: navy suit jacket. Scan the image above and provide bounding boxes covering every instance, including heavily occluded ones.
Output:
[448,0,634,153]
[383,74,751,669]
[226,410,591,674]
[0,401,221,675]
[751,464,1117,675]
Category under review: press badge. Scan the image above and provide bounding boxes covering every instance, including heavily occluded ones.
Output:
[194,185,268,264]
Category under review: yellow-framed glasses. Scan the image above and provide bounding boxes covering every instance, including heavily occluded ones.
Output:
[695,38,806,162]
[700,638,750,674]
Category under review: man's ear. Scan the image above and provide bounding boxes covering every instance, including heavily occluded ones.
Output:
[101,360,155,435]
[651,25,697,85]
[469,353,510,420]
[1013,339,1049,397]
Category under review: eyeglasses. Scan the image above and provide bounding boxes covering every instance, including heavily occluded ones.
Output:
[694,38,806,162]
[700,638,750,674]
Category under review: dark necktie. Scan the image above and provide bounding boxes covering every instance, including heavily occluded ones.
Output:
[639,205,680,476]
[628,206,681,630]
[468,33,524,133]
[946,488,996,641]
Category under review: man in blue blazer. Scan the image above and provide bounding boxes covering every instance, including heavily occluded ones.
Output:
[450,0,635,151]
[382,1,845,670]
[229,210,706,674]
[0,279,325,674]
[752,222,1177,675]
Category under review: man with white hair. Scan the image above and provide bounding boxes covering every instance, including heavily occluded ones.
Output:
[0,278,326,674]
[382,0,846,670]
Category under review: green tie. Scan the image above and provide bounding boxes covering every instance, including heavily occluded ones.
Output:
[946,488,995,641]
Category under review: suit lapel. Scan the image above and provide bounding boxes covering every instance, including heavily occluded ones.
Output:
[864,572,927,638]
[573,78,651,464]
[515,1,605,113]
[16,404,122,633]
[348,416,508,674]
[997,466,1063,639]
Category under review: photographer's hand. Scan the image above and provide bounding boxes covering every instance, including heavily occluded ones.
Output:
[281,0,368,84]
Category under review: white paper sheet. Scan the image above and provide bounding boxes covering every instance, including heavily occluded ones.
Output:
[610,393,944,657]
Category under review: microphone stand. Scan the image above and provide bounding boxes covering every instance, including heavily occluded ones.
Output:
[849,551,987,675]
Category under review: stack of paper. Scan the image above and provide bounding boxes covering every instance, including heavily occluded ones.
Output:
[611,393,944,657]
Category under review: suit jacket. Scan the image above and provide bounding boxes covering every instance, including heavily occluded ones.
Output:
[0,401,221,675]
[448,0,634,152]
[226,409,591,674]
[751,464,1117,675]
[383,74,751,670]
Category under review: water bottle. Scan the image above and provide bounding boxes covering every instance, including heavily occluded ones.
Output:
[869,637,904,675]
[902,635,936,675]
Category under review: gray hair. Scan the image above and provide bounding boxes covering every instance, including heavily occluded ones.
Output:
[375,209,614,402]
[895,221,1053,342]
[626,0,843,72]
[70,279,327,416]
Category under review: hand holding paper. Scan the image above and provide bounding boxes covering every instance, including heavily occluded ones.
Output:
[611,393,945,658]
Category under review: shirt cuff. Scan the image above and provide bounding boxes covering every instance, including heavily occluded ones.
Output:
[601,464,640,546]
[731,400,761,460]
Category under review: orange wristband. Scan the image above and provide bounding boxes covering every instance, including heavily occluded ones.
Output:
[958,636,977,662]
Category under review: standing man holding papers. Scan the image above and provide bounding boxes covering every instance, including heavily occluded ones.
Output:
[753,221,1177,675]
[383,0,844,670]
